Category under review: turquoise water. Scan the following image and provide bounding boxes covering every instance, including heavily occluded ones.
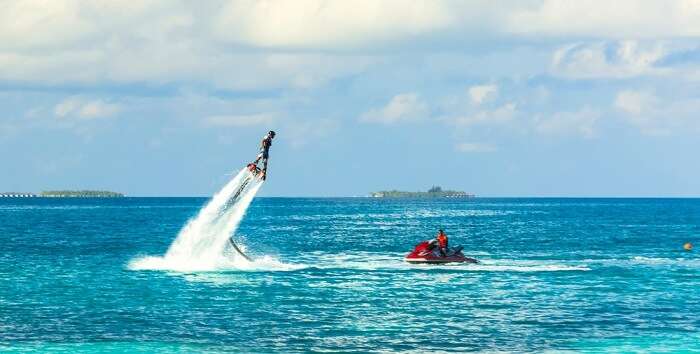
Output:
[1,197,699,352]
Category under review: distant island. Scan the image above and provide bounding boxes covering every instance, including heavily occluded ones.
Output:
[1,190,124,198]
[370,186,475,198]
[40,190,124,198]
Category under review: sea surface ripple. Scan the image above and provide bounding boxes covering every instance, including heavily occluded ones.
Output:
[1,197,699,352]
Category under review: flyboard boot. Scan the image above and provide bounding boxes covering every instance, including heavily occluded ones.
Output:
[247,163,260,174]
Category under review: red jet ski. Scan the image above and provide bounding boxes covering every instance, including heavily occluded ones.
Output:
[405,241,478,264]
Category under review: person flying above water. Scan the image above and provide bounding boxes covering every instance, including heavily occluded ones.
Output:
[252,130,275,180]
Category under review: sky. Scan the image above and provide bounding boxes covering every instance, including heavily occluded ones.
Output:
[1,0,700,197]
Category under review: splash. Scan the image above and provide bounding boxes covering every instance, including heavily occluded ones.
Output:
[130,167,292,272]
[164,168,261,266]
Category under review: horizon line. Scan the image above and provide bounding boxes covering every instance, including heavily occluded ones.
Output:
[3,195,700,199]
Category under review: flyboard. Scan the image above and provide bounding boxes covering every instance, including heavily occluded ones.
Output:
[226,163,266,262]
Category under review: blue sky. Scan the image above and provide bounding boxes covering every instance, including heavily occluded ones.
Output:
[1,1,700,197]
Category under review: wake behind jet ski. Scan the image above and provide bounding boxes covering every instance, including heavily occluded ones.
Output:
[405,229,478,264]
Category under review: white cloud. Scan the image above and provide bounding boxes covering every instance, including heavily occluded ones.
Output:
[504,0,700,38]
[455,142,497,153]
[79,101,121,119]
[614,89,700,135]
[4,1,700,54]
[534,107,600,138]
[615,90,658,116]
[438,84,521,134]
[0,1,377,91]
[54,97,120,119]
[286,118,341,148]
[468,84,498,105]
[451,103,517,128]
[205,113,276,127]
[0,46,376,91]
[210,1,700,48]
[550,41,669,79]
[614,90,665,135]
[359,93,428,124]
[0,0,700,95]
[1,1,699,91]
[213,0,452,49]
[0,0,93,50]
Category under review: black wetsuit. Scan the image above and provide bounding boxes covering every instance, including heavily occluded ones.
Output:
[254,135,273,171]
[260,136,272,159]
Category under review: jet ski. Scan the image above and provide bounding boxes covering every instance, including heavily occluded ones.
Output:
[404,241,478,264]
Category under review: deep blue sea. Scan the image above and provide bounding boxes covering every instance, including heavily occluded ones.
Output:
[1,197,699,353]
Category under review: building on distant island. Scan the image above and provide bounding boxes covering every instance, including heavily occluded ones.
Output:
[370,186,475,198]
[40,190,125,198]
[0,192,38,198]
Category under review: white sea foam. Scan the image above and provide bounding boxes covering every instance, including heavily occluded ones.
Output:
[128,254,303,272]
[629,256,700,267]
[291,252,591,272]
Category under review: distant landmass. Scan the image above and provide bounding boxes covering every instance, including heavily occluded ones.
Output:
[40,190,124,198]
[370,186,475,198]
[1,190,124,198]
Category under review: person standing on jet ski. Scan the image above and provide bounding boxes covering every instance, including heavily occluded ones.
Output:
[427,229,449,257]
[252,130,275,180]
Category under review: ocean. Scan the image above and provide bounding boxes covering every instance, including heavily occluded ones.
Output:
[1,197,699,352]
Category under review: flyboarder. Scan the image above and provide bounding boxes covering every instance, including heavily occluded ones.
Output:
[250,130,275,180]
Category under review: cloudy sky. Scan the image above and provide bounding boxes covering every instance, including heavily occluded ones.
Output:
[2,0,700,196]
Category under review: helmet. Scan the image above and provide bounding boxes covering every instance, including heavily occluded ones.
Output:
[268,130,276,137]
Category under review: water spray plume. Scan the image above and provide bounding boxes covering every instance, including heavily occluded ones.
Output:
[130,167,268,271]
